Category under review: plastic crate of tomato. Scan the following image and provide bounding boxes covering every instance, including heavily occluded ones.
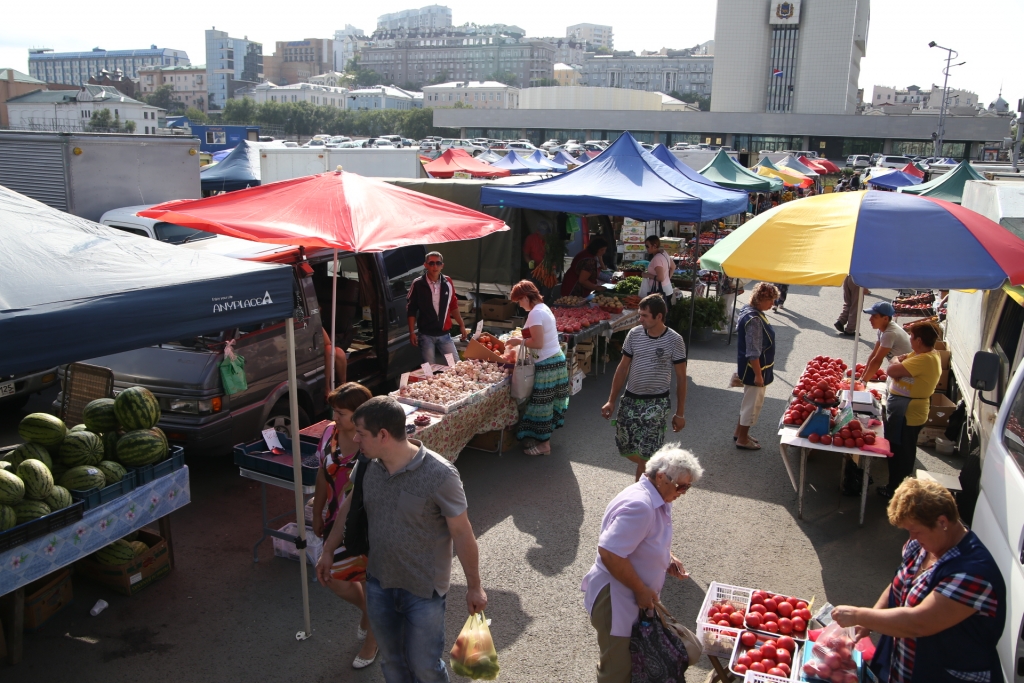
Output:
[697,581,753,658]
[729,630,801,680]
[743,588,813,641]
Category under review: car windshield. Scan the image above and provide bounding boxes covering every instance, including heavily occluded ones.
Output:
[155,222,215,245]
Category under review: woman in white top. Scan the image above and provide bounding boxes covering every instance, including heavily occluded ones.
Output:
[641,236,674,301]
[506,280,570,455]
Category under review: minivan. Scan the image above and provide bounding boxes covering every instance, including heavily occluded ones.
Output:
[877,155,913,169]
[846,155,871,168]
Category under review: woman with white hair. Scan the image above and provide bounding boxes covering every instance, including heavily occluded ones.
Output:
[580,445,704,683]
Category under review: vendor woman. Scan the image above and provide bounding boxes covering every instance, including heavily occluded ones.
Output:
[832,478,1005,683]
[561,237,609,298]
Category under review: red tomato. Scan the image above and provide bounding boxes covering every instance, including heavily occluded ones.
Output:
[776,648,792,665]
[718,619,731,627]
[729,612,744,627]
[751,604,767,615]
[776,636,796,652]
[825,653,843,671]
[740,631,757,647]
[737,654,753,667]
[777,601,794,618]
[855,437,865,448]
[763,611,779,623]
[733,664,748,675]
[752,590,767,602]
[778,617,793,634]
[761,658,777,670]
[763,598,778,613]
[708,606,719,618]
[839,429,852,440]
[863,434,876,445]
[849,420,862,432]
[795,601,808,611]
[808,433,821,443]
[779,663,792,675]
[721,603,735,615]
[762,639,777,652]
[750,662,766,673]
[844,438,856,448]
[745,613,763,629]
[768,668,785,677]
[792,616,807,632]
[710,612,723,623]
[831,671,846,683]
[764,621,779,633]
[795,608,812,621]
[747,648,762,661]
[820,434,833,445]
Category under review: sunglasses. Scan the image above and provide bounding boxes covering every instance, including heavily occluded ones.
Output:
[661,475,691,492]
[426,260,443,266]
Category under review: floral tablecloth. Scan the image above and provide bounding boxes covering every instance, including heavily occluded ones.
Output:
[606,309,640,335]
[412,386,519,463]
[0,466,190,595]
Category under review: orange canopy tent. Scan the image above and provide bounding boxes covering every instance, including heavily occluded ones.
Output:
[423,148,511,179]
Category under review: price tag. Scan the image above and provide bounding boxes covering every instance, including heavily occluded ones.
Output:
[262,428,284,451]
[421,362,433,378]
[399,372,410,389]
[444,353,456,367]
[475,319,484,336]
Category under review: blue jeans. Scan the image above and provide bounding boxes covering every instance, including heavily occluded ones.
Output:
[418,333,457,365]
[365,576,449,683]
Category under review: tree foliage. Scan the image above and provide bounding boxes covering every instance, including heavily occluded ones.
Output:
[488,71,519,88]
[184,107,209,124]
[144,84,184,113]
[345,58,384,87]
[534,78,559,87]
[211,99,458,138]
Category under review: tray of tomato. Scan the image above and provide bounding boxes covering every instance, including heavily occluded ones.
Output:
[743,589,812,641]
[729,631,800,679]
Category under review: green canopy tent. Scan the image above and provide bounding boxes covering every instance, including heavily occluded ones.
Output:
[899,160,985,204]
[698,149,783,192]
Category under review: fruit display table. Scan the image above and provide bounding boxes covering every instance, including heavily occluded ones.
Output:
[0,465,190,664]
[408,382,520,463]
[239,467,316,564]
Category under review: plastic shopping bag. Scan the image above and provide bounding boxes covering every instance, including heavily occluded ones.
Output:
[219,340,248,395]
[802,620,859,682]
[450,611,500,680]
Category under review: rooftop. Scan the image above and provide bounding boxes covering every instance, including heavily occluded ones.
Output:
[6,85,152,106]
[29,47,189,60]
[348,85,416,98]
[140,64,206,72]
[0,68,45,84]
[422,80,514,89]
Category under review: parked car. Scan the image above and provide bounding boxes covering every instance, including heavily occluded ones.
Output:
[282,141,300,148]
[100,205,217,244]
[373,140,396,148]
[846,155,871,168]
[326,136,352,148]
[303,139,327,148]
[402,138,419,148]
[506,141,539,156]
[539,139,562,151]
[877,155,913,168]
[0,368,60,413]
[439,139,487,156]
[582,142,607,153]
[377,135,404,147]
[563,143,585,156]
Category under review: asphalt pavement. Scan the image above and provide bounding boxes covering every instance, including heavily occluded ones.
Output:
[0,284,964,682]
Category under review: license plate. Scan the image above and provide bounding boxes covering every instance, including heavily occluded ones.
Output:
[0,381,15,398]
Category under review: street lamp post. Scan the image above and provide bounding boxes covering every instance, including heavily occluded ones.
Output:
[928,41,959,158]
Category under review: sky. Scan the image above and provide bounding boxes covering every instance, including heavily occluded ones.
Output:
[1,0,1020,109]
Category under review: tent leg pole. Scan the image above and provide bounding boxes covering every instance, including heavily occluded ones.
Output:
[286,319,313,641]
[330,249,338,393]
[687,239,698,350]
[728,281,739,346]
[850,287,865,383]
[474,238,483,318]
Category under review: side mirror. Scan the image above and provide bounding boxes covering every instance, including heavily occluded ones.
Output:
[970,351,1001,407]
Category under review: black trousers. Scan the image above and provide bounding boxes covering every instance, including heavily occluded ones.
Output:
[888,422,924,489]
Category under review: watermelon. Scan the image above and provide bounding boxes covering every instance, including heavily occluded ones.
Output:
[51,462,68,483]
[0,469,26,505]
[18,413,67,447]
[0,461,11,472]
[0,505,15,531]
[83,398,119,433]
[12,442,52,470]
[59,431,104,467]
[102,431,120,460]
[114,387,160,431]
[13,499,50,524]
[95,539,134,565]
[124,530,139,542]
[69,424,88,433]
[152,427,170,461]
[44,485,73,511]
[60,465,105,492]
[96,460,126,484]
[18,459,54,500]
[130,540,149,556]
[117,429,167,467]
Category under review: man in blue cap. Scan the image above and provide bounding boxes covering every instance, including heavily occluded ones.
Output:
[860,301,912,381]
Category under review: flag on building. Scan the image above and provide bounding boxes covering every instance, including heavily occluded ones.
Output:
[772,68,784,77]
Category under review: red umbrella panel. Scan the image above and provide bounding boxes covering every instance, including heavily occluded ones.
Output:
[140,169,508,252]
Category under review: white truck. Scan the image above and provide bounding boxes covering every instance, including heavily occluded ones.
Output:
[259,147,426,184]
[945,179,1024,681]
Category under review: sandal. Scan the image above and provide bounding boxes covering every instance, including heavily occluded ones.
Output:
[735,439,761,451]
[524,444,550,456]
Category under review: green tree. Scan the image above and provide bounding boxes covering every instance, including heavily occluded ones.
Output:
[673,91,711,111]
[221,97,258,124]
[124,119,136,133]
[534,78,559,87]
[145,85,175,110]
[345,58,385,87]
[593,46,613,55]
[184,107,209,124]
[430,70,451,85]
[88,108,113,131]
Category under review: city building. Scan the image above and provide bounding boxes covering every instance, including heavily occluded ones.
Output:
[6,85,162,134]
[422,81,518,109]
[580,52,714,96]
[360,25,555,88]
[205,29,263,111]
[711,0,869,115]
[87,70,136,98]
[263,39,334,86]
[347,85,420,110]
[527,38,586,67]
[870,84,979,110]
[334,25,368,70]
[0,69,46,128]
[553,63,582,87]
[252,81,348,108]
[518,86,690,112]
[27,46,190,86]
[138,65,207,111]
[377,5,453,31]
[309,71,349,87]
[566,23,614,50]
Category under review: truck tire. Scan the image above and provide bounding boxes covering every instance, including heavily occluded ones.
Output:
[264,399,310,434]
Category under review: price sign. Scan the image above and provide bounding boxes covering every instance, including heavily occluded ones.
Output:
[444,353,456,367]
[421,362,434,378]
[399,372,410,389]
[475,319,484,336]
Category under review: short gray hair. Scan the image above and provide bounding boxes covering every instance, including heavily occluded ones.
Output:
[425,251,443,263]
[645,444,704,483]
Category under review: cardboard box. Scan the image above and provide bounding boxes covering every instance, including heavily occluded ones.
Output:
[926,393,957,428]
[570,371,585,395]
[467,429,516,452]
[623,252,644,262]
[482,298,517,321]
[574,355,592,376]
[622,235,646,244]
[934,349,951,392]
[917,426,947,446]
[457,299,474,314]
[23,568,73,630]
[464,337,504,363]
[76,529,171,596]
[623,243,647,253]
[933,340,947,351]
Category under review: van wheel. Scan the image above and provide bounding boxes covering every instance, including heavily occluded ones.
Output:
[265,399,310,434]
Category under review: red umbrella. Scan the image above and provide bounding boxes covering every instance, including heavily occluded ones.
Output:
[801,156,841,174]
[424,148,511,179]
[141,169,507,252]
[902,162,925,179]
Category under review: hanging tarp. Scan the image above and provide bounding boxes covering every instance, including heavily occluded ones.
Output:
[699,149,783,191]
[0,184,295,376]
[423,149,511,179]
[899,160,985,204]
[200,140,270,193]
[479,132,748,222]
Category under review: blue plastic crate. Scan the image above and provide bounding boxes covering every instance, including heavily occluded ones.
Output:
[70,469,138,511]
[233,432,319,486]
[0,500,85,552]
[129,446,185,485]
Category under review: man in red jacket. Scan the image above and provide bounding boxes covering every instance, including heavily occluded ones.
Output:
[407,252,468,364]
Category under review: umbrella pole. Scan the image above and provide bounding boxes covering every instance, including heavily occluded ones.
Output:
[475,237,483,317]
[330,249,338,392]
[727,281,739,345]
[686,234,698,350]
[286,318,313,640]
[850,287,865,385]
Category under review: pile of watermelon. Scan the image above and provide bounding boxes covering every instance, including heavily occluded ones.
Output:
[553,306,611,334]
[0,387,168,533]
[93,531,149,566]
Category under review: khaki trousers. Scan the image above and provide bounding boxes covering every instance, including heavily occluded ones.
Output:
[590,584,632,683]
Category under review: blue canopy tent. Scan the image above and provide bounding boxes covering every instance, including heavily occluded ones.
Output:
[650,144,733,190]
[528,150,567,173]
[200,140,266,193]
[479,132,748,222]
[867,170,922,190]
[551,149,582,167]
[490,151,535,175]
[211,148,233,162]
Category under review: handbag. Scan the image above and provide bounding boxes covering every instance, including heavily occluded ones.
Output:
[511,351,535,401]
[654,602,702,667]
[630,605,691,682]
[338,453,370,559]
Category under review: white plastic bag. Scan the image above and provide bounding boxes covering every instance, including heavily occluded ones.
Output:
[511,352,535,401]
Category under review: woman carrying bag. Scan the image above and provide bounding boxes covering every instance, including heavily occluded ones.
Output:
[507,280,570,456]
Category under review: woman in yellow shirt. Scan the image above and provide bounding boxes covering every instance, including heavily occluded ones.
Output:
[879,322,943,499]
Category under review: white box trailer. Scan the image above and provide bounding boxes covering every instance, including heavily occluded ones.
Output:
[259,147,426,184]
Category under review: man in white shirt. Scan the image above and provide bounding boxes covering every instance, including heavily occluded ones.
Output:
[861,301,912,381]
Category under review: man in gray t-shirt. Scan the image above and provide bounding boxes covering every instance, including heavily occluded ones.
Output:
[318,396,486,683]
[861,301,912,381]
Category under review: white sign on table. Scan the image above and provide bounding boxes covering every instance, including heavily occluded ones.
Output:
[444,353,456,367]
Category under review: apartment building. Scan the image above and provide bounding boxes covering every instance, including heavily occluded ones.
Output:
[422,81,518,108]
[252,81,348,108]
[263,39,334,85]
[581,52,713,95]
[138,65,207,111]
[566,23,613,50]
[205,28,263,110]
[28,46,189,86]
